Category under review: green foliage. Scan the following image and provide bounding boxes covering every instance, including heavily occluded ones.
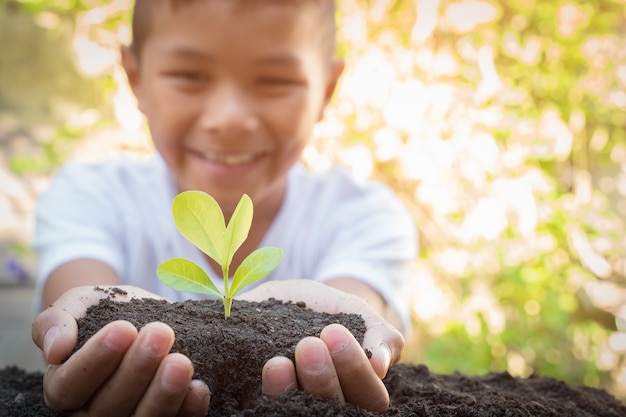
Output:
[0,1,112,175]
[157,192,283,319]
[330,0,626,400]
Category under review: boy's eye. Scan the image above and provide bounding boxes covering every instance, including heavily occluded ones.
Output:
[256,77,303,94]
[168,71,209,83]
[259,78,297,85]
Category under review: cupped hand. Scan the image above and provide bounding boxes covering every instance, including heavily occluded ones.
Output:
[240,279,404,412]
[32,285,210,417]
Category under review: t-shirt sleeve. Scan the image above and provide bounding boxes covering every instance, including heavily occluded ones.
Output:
[32,163,125,310]
[312,179,418,335]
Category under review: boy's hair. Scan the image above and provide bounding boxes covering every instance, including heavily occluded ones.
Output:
[130,0,337,62]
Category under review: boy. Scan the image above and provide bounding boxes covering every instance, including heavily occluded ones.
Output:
[31,0,417,416]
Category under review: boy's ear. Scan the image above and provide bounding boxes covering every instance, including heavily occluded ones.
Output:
[318,59,345,121]
[120,45,144,112]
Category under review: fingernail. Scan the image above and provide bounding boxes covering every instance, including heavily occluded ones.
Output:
[139,329,170,357]
[189,379,211,400]
[265,365,297,394]
[379,343,391,370]
[301,344,328,374]
[325,326,350,354]
[102,323,135,353]
[161,362,191,394]
[43,326,60,359]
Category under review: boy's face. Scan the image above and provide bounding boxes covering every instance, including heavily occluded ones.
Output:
[123,1,342,210]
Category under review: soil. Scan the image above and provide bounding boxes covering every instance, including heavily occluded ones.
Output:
[1,293,625,416]
[75,295,369,413]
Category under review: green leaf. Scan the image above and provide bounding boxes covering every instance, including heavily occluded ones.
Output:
[229,247,283,297]
[172,191,226,265]
[224,194,253,267]
[157,258,222,299]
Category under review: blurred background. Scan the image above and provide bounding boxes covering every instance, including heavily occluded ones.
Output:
[1,0,626,402]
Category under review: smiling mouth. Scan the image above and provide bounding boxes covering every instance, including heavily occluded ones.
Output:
[197,150,264,166]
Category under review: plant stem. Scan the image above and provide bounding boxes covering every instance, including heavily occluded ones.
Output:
[223,297,233,319]
[223,264,230,319]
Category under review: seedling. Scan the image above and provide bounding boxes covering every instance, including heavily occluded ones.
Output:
[157,191,283,318]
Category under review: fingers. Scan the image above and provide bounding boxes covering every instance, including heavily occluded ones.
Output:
[133,353,197,417]
[43,320,138,412]
[294,337,344,402]
[33,285,168,365]
[264,328,393,413]
[43,320,209,417]
[35,286,206,417]
[87,322,176,416]
[262,356,298,396]
[112,324,209,417]
[321,324,390,412]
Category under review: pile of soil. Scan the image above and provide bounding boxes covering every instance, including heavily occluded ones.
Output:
[75,296,368,413]
[1,295,625,416]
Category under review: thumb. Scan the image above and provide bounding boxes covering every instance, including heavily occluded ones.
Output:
[361,323,404,379]
[32,307,78,365]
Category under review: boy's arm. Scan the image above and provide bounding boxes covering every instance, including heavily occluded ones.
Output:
[42,259,120,309]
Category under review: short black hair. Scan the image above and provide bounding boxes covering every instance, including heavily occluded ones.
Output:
[129,0,337,62]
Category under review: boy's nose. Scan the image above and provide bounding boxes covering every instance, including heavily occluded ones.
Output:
[199,84,259,136]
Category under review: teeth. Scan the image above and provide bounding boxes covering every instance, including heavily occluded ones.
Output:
[202,152,257,165]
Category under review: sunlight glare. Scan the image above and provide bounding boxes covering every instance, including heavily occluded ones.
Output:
[507,352,531,377]
[341,6,368,45]
[339,49,395,106]
[494,177,538,238]
[383,79,428,133]
[408,264,452,321]
[475,46,502,103]
[411,0,440,44]
[463,283,506,335]
[460,197,508,241]
[72,36,117,77]
[34,12,60,29]
[608,333,626,352]
[373,127,402,161]
[445,0,499,33]
[538,109,574,161]
[584,280,622,310]
[608,90,626,108]
[112,68,143,134]
[570,226,612,279]
[340,144,373,180]
[82,7,108,25]
[557,3,588,38]
[432,248,471,277]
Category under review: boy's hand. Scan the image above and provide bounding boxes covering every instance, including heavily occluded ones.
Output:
[241,279,404,412]
[32,286,210,417]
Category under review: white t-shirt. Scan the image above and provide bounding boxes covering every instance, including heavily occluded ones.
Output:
[33,154,418,331]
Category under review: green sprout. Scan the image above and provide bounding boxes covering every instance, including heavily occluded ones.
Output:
[157,191,283,319]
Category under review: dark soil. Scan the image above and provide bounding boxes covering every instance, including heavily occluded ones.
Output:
[1,293,625,417]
